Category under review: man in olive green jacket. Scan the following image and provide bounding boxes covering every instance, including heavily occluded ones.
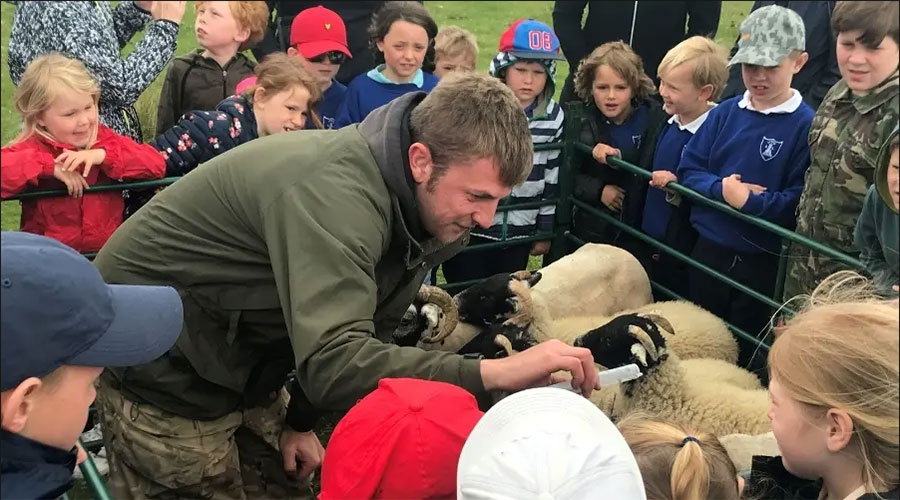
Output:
[93,73,599,498]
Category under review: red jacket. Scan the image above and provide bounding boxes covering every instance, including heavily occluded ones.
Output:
[1,124,166,252]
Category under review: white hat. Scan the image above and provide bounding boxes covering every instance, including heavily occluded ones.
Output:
[457,387,646,500]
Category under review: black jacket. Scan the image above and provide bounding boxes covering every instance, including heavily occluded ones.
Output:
[252,1,388,85]
[553,1,721,89]
[721,1,840,110]
[572,99,669,243]
[1,429,78,500]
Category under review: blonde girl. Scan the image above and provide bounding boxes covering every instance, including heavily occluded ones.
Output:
[767,272,899,500]
[618,416,742,500]
[1,53,166,252]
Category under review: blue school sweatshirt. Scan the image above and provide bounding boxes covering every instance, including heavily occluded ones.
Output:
[306,79,346,130]
[677,91,814,253]
[607,101,650,156]
[641,108,714,240]
[335,67,438,127]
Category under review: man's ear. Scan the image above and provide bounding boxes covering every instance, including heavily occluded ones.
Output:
[408,142,434,184]
[0,378,42,433]
[824,408,854,453]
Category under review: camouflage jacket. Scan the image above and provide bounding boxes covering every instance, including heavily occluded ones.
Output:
[794,70,899,252]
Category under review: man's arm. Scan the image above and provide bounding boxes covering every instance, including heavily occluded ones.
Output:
[552,1,589,69]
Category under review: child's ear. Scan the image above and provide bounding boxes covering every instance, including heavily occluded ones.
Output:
[234,26,250,45]
[375,39,385,53]
[0,378,42,433]
[824,408,854,452]
[287,46,300,58]
[253,86,267,105]
[698,83,715,103]
[792,52,809,74]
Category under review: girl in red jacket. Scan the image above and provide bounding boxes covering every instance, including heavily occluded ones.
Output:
[1,54,166,253]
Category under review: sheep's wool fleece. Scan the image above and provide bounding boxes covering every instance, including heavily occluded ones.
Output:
[457,387,646,500]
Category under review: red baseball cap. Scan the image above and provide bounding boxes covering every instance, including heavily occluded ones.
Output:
[318,378,484,500]
[289,6,351,59]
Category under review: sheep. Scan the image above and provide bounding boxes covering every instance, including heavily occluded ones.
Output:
[574,322,771,436]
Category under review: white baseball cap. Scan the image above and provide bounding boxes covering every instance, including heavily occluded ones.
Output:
[457,387,647,500]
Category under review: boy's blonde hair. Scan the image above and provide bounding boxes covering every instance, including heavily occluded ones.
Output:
[435,26,478,63]
[619,416,740,500]
[658,36,729,101]
[771,271,899,492]
[409,72,532,188]
[574,41,656,104]
[10,53,100,148]
[243,53,324,129]
[195,1,270,52]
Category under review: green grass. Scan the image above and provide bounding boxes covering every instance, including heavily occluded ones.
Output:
[1,1,751,232]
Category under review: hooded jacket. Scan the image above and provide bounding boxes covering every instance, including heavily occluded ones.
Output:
[854,125,899,294]
[0,124,166,253]
[0,430,78,500]
[155,50,256,135]
[478,52,563,240]
[94,92,482,430]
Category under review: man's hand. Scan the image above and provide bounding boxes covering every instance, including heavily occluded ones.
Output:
[722,174,765,209]
[480,339,599,397]
[592,143,621,165]
[151,0,186,24]
[601,185,625,212]
[279,429,325,480]
[56,149,106,179]
[649,170,677,189]
[530,240,551,256]
[53,165,90,198]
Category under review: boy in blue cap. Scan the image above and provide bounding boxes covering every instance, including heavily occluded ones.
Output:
[0,232,183,499]
[443,19,565,283]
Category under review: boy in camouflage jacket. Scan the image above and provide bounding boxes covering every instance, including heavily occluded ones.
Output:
[784,1,899,300]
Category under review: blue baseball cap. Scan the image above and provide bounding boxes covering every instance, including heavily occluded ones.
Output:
[1,232,184,392]
[498,19,565,61]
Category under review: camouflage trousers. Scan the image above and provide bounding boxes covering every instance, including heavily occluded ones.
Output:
[782,241,858,303]
[96,380,313,499]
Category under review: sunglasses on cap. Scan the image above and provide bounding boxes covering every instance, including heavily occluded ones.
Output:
[308,51,346,64]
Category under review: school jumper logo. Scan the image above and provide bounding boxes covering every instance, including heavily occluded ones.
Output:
[632,135,642,149]
[759,136,783,162]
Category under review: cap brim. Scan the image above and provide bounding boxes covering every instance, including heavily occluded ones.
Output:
[297,40,352,59]
[68,284,183,367]
[507,50,566,61]
[728,48,785,67]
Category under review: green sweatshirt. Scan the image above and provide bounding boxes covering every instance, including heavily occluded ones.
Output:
[94,93,484,429]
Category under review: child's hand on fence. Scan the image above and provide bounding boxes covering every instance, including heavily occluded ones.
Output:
[56,149,106,179]
[53,164,90,198]
[592,143,621,165]
[649,170,677,189]
[722,174,765,209]
[601,185,625,212]
[530,240,551,256]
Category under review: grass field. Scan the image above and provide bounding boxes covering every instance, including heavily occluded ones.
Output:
[1,1,752,232]
[2,2,751,496]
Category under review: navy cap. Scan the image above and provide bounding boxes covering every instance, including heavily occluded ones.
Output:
[1,232,184,392]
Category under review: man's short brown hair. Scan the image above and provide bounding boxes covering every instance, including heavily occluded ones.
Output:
[574,41,656,104]
[832,1,899,48]
[410,73,532,187]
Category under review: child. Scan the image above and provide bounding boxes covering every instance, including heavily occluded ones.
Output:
[0,54,166,253]
[284,6,352,130]
[618,416,743,500]
[457,387,646,499]
[319,378,483,499]
[442,19,564,284]
[676,5,814,350]
[0,231,183,499]
[434,25,478,78]
[571,41,668,251]
[757,272,899,500]
[640,36,728,299]
[854,126,899,295]
[335,1,439,127]
[784,1,900,301]
[153,53,321,178]
[155,1,269,135]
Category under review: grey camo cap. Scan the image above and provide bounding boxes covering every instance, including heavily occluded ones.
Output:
[729,5,806,67]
